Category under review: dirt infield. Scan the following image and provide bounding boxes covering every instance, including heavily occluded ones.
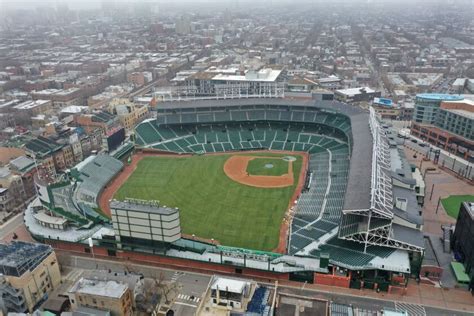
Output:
[223,155,294,188]
[98,149,308,254]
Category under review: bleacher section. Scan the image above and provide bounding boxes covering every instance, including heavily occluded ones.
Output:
[134,106,351,256]
[43,155,123,226]
[74,155,124,205]
[309,238,396,269]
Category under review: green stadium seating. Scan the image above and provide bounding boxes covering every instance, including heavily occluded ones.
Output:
[135,109,351,255]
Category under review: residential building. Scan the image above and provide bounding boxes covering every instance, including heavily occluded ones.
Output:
[67,278,132,316]
[31,88,82,108]
[12,99,52,118]
[73,111,119,135]
[0,166,27,216]
[0,242,61,314]
[107,99,149,131]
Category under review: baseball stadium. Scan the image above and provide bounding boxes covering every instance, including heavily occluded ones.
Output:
[26,98,426,291]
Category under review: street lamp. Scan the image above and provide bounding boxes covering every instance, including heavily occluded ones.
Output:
[192,234,195,249]
[88,237,97,268]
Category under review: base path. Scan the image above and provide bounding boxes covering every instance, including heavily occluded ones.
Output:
[223,155,294,188]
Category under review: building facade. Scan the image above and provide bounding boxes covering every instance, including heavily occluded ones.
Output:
[0,242,61,314]
[334,87,381,103]
[451,202,474,290]
[67,278,132,316]
[110,199,182,249]
[410,94,473,161]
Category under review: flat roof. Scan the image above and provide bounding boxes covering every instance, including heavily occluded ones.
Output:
[110,199,178,215]
[212,69,282,82]
[69,278,128,298]
[13,99,50,110]
[34,211,68,225]
[0,241,52,271]
[211,277,248,293]
[335,87,376,96]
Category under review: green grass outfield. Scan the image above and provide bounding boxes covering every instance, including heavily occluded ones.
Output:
[246,157,289,176]
[441,195,474,219]
[115,153,302,251]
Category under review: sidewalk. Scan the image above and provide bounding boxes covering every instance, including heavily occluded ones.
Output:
[278,280,474,313]
[0,218,34,243]
[404,146,472,235]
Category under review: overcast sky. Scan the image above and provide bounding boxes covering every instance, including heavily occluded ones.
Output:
[0,0,469,11]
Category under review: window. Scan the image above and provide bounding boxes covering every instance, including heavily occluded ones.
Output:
[92,298,97,305]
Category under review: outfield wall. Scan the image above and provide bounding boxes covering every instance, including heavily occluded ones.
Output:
[45,239,293,282]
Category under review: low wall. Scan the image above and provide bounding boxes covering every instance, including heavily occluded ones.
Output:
[46,239,291,282]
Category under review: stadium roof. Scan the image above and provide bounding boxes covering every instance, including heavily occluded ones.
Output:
[391,224,424,248]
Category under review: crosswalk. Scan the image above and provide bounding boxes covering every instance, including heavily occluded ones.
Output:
[177,293,200,303]
[63,269,84,282]
[171,271,185,283]
[395,302,426,316]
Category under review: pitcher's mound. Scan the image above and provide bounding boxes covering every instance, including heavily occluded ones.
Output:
[223,155,294,188]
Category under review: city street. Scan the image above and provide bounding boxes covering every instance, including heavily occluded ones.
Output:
[0,213,24,241]
[57,253,474,316]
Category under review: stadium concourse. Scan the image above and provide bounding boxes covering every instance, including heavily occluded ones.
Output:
[23,98,426,292]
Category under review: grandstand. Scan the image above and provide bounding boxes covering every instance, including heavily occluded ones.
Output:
[73,155,124,205]
[132,98,425,280]
[134,101,354,254]
[35,155,123,227]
